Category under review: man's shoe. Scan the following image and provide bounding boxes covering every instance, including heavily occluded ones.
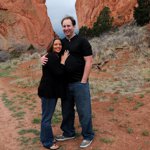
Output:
[55,135,75,141]
[80,139,93,148]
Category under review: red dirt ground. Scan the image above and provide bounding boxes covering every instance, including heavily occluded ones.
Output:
[0,49,150,150]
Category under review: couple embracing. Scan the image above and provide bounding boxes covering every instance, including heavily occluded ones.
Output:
[38,16,94,149]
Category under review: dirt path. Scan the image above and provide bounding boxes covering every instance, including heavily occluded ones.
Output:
[0,80,20,150]
[0,51,150,150]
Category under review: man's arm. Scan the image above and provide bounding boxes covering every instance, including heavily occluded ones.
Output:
[81,55,93,83]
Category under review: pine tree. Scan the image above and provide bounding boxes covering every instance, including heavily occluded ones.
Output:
[79,7,113,37]
[79,26,92,38]
[134,0,150,26]
[92,7,113,36]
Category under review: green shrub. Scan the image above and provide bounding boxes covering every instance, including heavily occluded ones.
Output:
[142,130,149,136]
[79,26,92,38]
[92,7,113,35]
[79,6,113,37]
[134,0,150,26]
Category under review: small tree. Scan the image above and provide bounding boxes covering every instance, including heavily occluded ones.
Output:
[79,26,89,37]
[134,0,150,26]
[79,26,94,38]
[79,6,113,37]
[92,7,113,36]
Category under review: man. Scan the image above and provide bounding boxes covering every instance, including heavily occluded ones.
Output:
[41,16,94,148]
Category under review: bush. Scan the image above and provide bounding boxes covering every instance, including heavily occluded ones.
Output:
[79,7,113,37]
[93,7,113,35]
[134,0,150,26]
[79,26,93,38]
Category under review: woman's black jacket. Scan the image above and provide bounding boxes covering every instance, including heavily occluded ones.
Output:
[38,52,66,99]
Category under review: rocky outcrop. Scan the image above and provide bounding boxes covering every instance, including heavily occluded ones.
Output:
[76,0,137,28]
[0,0,54,53]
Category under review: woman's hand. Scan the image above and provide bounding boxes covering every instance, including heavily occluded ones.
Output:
[60,50,70,65]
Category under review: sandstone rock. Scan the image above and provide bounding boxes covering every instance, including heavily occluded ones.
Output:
[76,0,137,29]
[0,0,54,52]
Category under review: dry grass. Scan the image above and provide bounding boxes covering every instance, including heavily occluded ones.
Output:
[90,23,150,64]
[89,24,150,98]
[90,63,150,97]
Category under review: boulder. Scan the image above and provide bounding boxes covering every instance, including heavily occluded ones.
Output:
[0,0,54,52]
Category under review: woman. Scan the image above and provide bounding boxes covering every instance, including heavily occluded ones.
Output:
[38,38,69,149]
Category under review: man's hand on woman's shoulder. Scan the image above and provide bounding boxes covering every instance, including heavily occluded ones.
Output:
[41,54,48,65]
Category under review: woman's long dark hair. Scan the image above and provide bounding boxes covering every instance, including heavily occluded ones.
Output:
[46,37,62,53]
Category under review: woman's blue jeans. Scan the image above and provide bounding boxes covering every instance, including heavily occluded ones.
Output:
[40,97,57,148]
[61,82,94,140]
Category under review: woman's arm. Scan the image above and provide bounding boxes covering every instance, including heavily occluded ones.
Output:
[47,52,69,76]
[60,50,69,65]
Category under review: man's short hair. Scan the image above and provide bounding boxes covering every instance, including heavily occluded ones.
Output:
[61,16,76,26]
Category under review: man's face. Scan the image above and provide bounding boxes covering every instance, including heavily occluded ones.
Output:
[62,19,75,38]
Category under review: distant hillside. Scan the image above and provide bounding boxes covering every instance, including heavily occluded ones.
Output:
[90,23,150,65]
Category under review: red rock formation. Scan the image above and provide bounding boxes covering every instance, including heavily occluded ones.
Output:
[76,0,137,29]
[0,0,54,51]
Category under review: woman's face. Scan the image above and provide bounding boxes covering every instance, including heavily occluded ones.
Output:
[53,39,62,53]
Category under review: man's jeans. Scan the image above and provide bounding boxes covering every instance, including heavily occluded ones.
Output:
[40,97,57,148]
[61,82,94,140]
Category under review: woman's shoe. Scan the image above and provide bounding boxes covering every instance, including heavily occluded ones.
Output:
[50,143,59,150]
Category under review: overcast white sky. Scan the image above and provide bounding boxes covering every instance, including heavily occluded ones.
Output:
[46,0,78,37]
